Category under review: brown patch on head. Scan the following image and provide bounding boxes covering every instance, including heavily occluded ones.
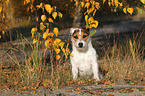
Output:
[72,29,90,42]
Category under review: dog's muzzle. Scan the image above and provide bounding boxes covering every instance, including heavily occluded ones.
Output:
[78,42,83,48]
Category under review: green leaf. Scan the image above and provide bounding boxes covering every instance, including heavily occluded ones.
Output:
[90,30,96,36]
[40,23,46,31]
[37,32,41,38]
[138,8,143,14]
[85,24,89,29]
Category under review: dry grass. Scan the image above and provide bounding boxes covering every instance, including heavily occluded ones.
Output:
[0,31,144,91]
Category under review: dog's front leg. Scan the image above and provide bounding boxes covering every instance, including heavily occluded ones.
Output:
[92,60,100,81]
[72,63,78,81]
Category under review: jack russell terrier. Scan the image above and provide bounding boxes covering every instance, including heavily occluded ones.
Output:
[70,28,102,81]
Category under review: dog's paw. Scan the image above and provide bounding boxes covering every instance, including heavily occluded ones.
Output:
[73,76,78,81]
[93,76,100,81]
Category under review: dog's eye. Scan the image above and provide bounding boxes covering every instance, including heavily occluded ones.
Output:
[73,36,78,39]
[83,35,87,38]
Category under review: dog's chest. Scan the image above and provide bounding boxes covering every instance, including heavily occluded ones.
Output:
[72,50,93,70]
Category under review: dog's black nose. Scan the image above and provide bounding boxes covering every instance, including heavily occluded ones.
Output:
[78,43,83,48]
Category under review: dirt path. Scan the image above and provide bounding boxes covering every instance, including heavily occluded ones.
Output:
[1,84,145,96]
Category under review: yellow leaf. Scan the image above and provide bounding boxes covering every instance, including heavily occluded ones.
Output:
[55,38,61,43]
[89,20,98,28]
[123,8,127,14]
[0,7,2,12]
[59,42,65,48]
[48,18,54,22]
[85,2,90,8]
[52,12,57,19]
[120,2,123,6]
[54,48,60,54]
[48,32,54,37]
[58,12,63,18]
[81,2,85,7]
[127,8,134,15]
[95,4,100,9]
[45,40,48,47]
[103,0,106,4]
[43,32,48,40]
[75,1,79,6]
[45,39,52,48]
[88,17,94,24]
[56,54,61,60]
[45,4,53,14]
[41,15,47,22]
[62,48,65,53]
[46,29,49,33]
[70,54,73,57]
[6,0,9,5]
[53,27,59,37]
[141,0,145,4]
[36,5,41,8]
[33,39,37,44]
[31,28,37,38]
[93,9,97,16]
[0,35,1,38]
[85,15,88,23]
[33,91,36,95]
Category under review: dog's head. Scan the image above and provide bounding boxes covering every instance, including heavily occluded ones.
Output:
[70,28,90,51]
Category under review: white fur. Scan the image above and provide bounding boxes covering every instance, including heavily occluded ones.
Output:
[70,28,100,81]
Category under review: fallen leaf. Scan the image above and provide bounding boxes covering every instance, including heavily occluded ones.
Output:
[5,84,10,90]
[76,88,80,91]
[133,81,139,83]
[119,89,123,93]
[21,86,27,90]
[129,83,135,85]
[109,89,114,92]
[139,88,145,91]
[129,88,134,92]
[14,82,18,85]
[108,94,114,96]
[67,89,73,92]
[33,91,36,95]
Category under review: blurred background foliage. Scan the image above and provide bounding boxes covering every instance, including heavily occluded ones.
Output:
[1,0,144,28]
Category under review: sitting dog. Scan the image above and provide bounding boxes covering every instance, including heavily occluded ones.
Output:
[70,28,101,81]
